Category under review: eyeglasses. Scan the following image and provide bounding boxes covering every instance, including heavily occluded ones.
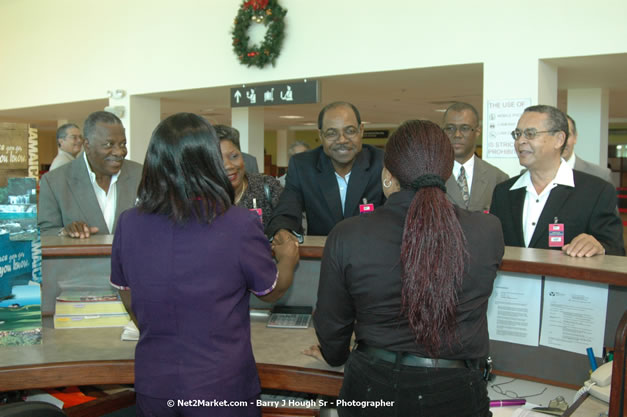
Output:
[511,128,557,141]
[321,126,360,141]
[443,124,476,137]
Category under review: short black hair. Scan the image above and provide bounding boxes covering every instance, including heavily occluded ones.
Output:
[524,105,569,153]
[213,124,241,150]
[56,123,80,146]
[443,102,480,126]
[84,111,123,141]
[136,113,234,223]
[317,101,361,130]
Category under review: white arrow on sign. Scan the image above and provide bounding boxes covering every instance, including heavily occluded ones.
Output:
[233,90,242,104]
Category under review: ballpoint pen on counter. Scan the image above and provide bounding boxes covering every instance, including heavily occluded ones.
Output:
[490,399,527,407]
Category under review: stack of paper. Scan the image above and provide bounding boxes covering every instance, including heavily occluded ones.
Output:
[54,290,129,329]
[121,321,139,341]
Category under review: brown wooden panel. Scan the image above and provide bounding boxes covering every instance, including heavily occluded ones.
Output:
[0,360,134,391]
[257,364,343,397]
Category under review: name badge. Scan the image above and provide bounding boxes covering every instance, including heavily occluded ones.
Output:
[360,204,374,213]
[249,208,263,222]
[548,223,564,247]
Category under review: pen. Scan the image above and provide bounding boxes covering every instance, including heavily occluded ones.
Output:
[489,399,526,407]
[587,347,598,371]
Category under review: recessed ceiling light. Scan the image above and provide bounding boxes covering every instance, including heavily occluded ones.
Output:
[279,115,304,119]
[302,122,317,126]
[434,109,447,112]
[362,121,371,124]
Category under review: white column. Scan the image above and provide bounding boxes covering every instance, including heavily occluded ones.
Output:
[276,129,288,167]
[232,107,264,171]
[111,95,161,163]
[482,58,558,177]
[566,88,609,166]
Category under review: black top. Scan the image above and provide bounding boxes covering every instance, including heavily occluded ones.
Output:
[237,173,283,230]
[490,170,625,256]
[314,190,505,367]
[265,145,385,237]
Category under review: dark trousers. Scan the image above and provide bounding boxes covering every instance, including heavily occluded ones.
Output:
[135,392,261,417]
[338,349,492,417]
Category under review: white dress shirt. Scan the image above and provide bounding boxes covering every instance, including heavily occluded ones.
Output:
[452,156,475,196]
[83,152,119,233]
[509,159,574,247]
[334,171,352,216]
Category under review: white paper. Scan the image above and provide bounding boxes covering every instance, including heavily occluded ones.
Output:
[485,98,531,158]
[488,273,542,346]
[540,276,608,355]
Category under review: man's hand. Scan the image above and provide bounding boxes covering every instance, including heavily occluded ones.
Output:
[62,222,99,239]
[562,233,605,257]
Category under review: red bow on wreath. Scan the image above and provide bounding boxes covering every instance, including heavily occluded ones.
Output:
[243,0,268,10]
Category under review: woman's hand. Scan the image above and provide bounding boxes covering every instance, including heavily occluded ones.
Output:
[303,345,325,362]
[272,234,300,268]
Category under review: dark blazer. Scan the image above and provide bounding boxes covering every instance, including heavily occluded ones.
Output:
[38,153,143,236]
[266,145,385,237]
[242,152,259,174]
[490,170,625,255]
[445,156,509,212]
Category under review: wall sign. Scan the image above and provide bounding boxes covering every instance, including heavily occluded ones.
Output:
[231,80,319,107]
[485,98,531,158]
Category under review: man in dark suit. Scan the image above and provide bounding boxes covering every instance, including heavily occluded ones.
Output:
[266,101,385,240]
[490,105,624,257]
[38,111,143,238]
[442,102,509,212]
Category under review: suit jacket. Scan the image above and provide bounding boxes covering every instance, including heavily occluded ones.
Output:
[38,153,143,236]
[242,152,259,174]
[266,145,385,237]
[446,156,509,212]
[489,170,625,256]
[574,155,612,184]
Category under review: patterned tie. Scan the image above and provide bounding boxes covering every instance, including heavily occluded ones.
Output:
[457,166,470,209]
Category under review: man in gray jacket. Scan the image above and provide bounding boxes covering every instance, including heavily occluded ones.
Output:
[564,115,612,183]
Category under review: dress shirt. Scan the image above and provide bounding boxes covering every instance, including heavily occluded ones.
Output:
[334,171,351,215]
[453,156,475,196]
[83,152,119,233]
[565,154,576,170]
[509,159,574,247]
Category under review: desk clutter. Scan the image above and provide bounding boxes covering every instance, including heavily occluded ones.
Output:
[53,290,130,329]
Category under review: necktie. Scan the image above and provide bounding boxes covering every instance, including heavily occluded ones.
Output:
[457,166,470,209]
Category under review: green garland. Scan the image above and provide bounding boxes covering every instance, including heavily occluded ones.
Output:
[232,0,287,68]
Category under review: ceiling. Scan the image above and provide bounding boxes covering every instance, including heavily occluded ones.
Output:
[1,55,626,135]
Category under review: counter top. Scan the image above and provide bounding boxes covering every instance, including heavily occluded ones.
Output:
[42,235,627,285]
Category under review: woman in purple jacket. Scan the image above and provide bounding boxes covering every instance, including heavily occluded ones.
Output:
[110,113,299,417]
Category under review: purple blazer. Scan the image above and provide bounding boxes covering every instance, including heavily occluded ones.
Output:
[111,206,277,401]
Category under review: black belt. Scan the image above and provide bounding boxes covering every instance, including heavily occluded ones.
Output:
[356,343,479,369]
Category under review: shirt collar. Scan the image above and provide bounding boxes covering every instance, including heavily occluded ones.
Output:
[565,153,576,170]
[510,159,574,191]
[453,155,475,176]
[83,152,121,186]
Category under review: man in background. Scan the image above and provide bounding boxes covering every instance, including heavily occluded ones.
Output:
[442,102,508,212]
[49,123,83,170]
[563,115,612,183]
[278,140,310,187]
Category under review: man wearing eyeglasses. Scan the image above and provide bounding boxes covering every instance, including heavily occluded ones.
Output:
[442,103,509,212]
[49,123,84,171]
[266,101,385,241]
[490,105,624,257]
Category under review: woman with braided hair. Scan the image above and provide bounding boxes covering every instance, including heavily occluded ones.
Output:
[307,120,504,416]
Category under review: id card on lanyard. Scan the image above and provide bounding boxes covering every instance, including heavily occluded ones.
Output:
[249,198,263,222]
[359,198,374,214]
[548,217,564,247]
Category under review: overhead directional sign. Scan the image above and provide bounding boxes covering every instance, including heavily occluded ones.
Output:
[231,80,319,108]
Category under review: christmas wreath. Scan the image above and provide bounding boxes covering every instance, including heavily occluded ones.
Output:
[232,0,287,68]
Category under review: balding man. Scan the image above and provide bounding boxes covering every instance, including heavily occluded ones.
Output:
[50,123,83,170]
[267,101,385,240]
[490,105,624,257]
